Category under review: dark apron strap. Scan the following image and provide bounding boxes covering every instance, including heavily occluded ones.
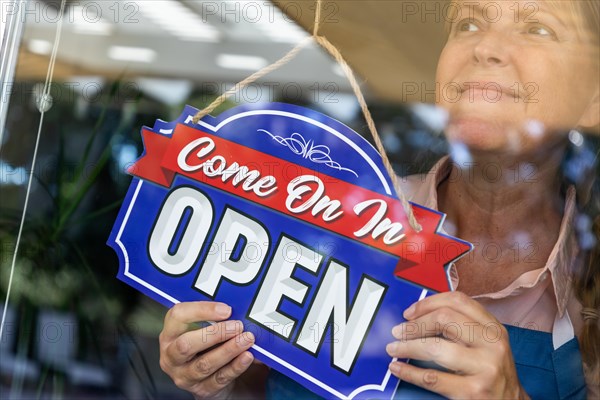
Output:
[552,338,587,400]
[506,324,587,400]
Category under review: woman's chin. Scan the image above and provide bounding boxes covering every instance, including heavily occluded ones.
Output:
[445,117,544,155]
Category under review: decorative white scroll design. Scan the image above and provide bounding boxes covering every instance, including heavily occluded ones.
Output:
[258,129,358,177]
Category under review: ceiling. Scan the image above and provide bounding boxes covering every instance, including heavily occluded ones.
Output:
[14,0,448,105]
[272,0,448,103]
[17,1,348,90]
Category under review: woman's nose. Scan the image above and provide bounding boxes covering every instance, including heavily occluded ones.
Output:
[472,33,509,67]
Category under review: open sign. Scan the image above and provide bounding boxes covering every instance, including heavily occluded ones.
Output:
[108,103,471,399]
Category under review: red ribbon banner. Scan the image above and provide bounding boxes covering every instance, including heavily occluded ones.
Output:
[128,124,471,292]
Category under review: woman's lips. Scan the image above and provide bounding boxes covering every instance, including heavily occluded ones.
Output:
[459,81,520,102]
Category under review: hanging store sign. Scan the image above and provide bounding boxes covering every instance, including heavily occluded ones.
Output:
[108,103,472,399]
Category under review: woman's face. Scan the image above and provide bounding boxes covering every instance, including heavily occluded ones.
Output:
[436,0,599,152]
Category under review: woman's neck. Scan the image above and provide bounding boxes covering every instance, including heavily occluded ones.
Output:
[439,147,565,237]
[437,144,567,295]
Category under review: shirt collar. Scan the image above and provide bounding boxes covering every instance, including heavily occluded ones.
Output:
[418,156,576,316]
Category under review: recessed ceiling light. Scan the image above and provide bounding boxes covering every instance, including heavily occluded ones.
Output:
[332,64,346,77]
[69,5,112,36]
[136,78,193,105]
[216,54,268,71]
[138,0,220,42]
[108,46,157,63]
[254,5,308,43]
[28,39,52,55]
[258,20,308,43]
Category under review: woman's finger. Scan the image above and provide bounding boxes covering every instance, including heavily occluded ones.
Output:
[166,320,244,365]
[405,292,495,325]
[386,337,479,374]
[392,306,493,346]
[200,351,255,397]
[162,301,232,339]
[180,332,255,381]
[389,360,463,398]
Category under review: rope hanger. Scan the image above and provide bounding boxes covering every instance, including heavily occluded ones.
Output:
[192,0,423,233]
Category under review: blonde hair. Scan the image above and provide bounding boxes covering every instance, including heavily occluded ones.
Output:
[546,0,599,46]
[557,0,600,383]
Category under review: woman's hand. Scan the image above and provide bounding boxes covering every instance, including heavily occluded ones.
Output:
[159,301,256,400]
[386,292,529,399]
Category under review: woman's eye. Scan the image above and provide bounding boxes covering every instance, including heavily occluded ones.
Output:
[458,20,480,32]
[527,25,557,39]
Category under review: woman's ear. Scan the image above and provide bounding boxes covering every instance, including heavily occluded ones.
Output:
[577,89,600,130]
